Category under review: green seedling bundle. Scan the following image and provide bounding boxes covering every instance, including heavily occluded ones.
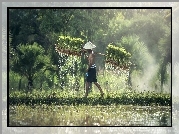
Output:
[55,36,84,57]
[55,36,131,70]
[105,43,131,69]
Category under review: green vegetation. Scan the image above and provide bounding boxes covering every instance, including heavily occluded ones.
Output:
[8,9,171,92]
[106,43,131,68]
[55,35,85,56]
[9,90,171,106]
[8,9,172,126]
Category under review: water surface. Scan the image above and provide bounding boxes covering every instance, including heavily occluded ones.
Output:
[9,105,171,126]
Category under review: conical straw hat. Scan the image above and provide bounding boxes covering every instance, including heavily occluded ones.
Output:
[83,41,96,49]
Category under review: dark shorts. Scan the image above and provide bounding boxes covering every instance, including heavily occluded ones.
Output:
[86,68,97,83]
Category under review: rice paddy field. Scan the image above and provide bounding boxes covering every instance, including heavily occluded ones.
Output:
[8,89,172,126]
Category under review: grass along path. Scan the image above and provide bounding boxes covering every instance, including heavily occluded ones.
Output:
[9,89,171,106]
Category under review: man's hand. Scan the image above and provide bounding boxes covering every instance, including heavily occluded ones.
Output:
[82,48,87,53]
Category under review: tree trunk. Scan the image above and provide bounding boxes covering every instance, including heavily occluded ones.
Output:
[27,78,33,92]
[160,59,168,93]
[40,82,43,91]
[128,69,132,88]
[18,78,21,91]
[160,63,165,93]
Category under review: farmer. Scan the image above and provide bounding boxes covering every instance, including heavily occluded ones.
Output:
[82,41,104,98]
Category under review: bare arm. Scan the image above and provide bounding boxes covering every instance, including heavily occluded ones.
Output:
[94,51,105,56]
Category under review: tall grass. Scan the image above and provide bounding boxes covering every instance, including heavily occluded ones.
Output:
[9,88,171,106]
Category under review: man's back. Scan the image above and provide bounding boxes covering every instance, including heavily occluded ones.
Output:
[88,51,95,65]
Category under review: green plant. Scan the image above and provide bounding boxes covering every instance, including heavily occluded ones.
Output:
[55,36,85,56]
[105,43,131,69]
[10,42,51,90]
[9,90,171,106]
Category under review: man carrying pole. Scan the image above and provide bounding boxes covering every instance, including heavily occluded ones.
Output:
[82,41,104,98]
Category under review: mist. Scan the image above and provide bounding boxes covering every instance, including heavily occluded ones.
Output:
[131,50,171,93]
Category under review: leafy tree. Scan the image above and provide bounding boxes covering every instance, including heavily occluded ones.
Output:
[157,33,171,92]
[119,34,151,87]
[8,8,171,92]
[9,9,40,46]
[106,9,171,91]
[10,42,52,91]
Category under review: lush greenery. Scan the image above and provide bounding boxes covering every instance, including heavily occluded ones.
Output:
[9,90,171,106]
[7,8,173,127]
[9,9,171,94]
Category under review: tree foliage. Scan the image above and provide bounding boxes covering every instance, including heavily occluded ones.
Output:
[10,42,51,89]
[9,8,171,92]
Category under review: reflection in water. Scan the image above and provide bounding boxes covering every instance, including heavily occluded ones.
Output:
[9,105,171,126]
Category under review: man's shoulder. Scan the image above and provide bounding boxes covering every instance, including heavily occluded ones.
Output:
[91,53,95,57]
[92,51,96,55]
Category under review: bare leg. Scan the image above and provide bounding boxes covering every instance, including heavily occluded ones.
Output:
[94,82,104,97]
[85,82,90,97]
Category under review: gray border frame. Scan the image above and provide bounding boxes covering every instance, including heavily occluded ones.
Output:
[2,2,179,134]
